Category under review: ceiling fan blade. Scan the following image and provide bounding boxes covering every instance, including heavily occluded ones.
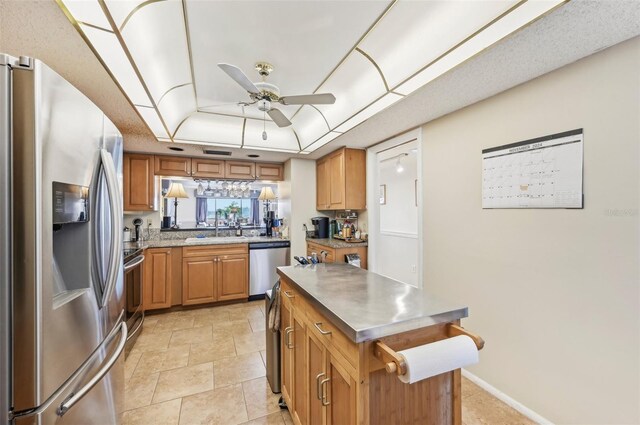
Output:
[218,63,260,95]
[267,108,292,128]
[279,93,336,105]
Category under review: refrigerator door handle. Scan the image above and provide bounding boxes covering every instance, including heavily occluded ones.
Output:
[57,321,127,417]
[100,148,123,307]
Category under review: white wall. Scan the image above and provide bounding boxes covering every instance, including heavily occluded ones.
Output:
[420,37,639,424]
[281,158,321,263]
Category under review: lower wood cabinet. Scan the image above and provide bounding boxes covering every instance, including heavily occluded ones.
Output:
[182,244,249,305]
[281,279,357,425]
[182,256,217,306]
[143,248,172,310]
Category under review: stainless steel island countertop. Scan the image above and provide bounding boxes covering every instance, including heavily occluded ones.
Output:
[276,263,468,343]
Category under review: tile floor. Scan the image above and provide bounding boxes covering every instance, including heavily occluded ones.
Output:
[124,301,534,425]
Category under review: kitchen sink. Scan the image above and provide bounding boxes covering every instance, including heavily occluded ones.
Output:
[185,236,249,244]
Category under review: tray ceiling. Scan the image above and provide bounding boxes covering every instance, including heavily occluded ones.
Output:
[57,0,566,154]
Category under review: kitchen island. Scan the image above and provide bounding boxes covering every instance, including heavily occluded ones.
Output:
[276,263,480,425]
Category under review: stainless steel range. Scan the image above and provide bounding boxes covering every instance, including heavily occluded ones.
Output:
[124,248,145,357]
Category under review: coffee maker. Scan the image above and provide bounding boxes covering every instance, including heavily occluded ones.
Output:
[311,217,329,239]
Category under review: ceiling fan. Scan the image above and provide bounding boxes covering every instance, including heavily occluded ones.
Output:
[218,62,336,139]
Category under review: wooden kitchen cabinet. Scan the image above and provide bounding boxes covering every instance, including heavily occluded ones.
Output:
[316,158,330,210]
[182,256,217,305]
[281,291,294,410]
[181,244,249,305]
[225,161,255,179]
[192,158,225,178]
[123,153,156,211]
[316,148,366,211]
[326,354,357,425]
[256,162,284,181]
[307,330,326,425]
[143,248,172,310]
[154,155,192,177]
[217,254,249,301]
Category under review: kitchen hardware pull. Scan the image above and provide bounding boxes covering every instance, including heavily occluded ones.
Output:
[284,327,293,349]
[100,149,123,308]
[320,377,330,406]
[316,372,326,400]
[314,322,332,335]
[283,290,294,298]
[124,255,145,271]
[57,321,128,416]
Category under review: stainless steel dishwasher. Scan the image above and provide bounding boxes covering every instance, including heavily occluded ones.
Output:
[249,240,290,300]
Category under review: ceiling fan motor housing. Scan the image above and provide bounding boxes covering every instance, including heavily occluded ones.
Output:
[253,81,280,102]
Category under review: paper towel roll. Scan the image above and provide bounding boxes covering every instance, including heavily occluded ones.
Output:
[397,335,479,384]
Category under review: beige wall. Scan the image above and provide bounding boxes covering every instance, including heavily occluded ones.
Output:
[421,36,639,424]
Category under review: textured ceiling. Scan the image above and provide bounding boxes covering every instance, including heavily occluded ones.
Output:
[1,1,638,163]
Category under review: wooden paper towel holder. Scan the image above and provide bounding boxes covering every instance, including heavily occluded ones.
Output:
[374,324,485,375]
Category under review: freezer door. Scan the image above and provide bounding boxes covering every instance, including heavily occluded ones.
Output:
[11,59,124,413]
[0,56,13,425]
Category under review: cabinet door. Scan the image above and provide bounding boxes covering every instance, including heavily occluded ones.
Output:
[292,312,307,425]
[256,163,284,181]
[154,155,192,176]
[307,330,326,425]
[225,161,255,179]
[329,151,345,210]
[124,153,155,211]
[316,159,330,210]
[325,354,357,425]
[143,248,171,310]
[182,256,216,305]
[217,254,248,301]
[281,294,293,408]
[192,158,225,178]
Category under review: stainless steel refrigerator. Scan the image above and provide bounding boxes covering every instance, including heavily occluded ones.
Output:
[0,54,125,424]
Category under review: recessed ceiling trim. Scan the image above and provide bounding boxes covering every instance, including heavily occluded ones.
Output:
[198,109,273,122]
[78,21,113,33]
[290,0,398,121]
[171,112,195,138]
[309,105,332,132]
[98,0,173,139]
[55,0,158,140]
[119,0,167,32]
[241,118,247,148]
[157,82,192,105]
[292,128,302,151]
[355,47,390,92]
[390,0,528,93]
[181,0,198,105]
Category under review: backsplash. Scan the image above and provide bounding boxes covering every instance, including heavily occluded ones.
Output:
[129,227,265,242]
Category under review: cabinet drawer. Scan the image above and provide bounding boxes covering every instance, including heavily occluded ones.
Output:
[183,243,248,258]
[306,303,358,369]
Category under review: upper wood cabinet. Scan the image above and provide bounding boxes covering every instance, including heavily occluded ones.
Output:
[316,148,366,210]
[256,163,284,181]
[143,248,172,310]
[225,161,256,179]
[316,158,330,210]
[154,155,191,177]
[123,153,156,211]
[192,158,225,178]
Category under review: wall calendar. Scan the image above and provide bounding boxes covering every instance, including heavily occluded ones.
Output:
[482,129,583,209]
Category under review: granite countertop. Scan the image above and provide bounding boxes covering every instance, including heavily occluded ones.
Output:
[306,237,368,248]
[125,236,289,249]
[276,263,467,343]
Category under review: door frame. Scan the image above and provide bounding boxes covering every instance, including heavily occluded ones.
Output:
[366,128,423,288]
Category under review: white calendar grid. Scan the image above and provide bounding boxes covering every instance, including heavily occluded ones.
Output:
[482,131,583,209]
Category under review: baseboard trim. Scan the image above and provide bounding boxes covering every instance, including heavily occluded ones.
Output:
[461,369,554,425]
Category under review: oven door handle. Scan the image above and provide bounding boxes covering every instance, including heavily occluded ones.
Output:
[124,255,145,271]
